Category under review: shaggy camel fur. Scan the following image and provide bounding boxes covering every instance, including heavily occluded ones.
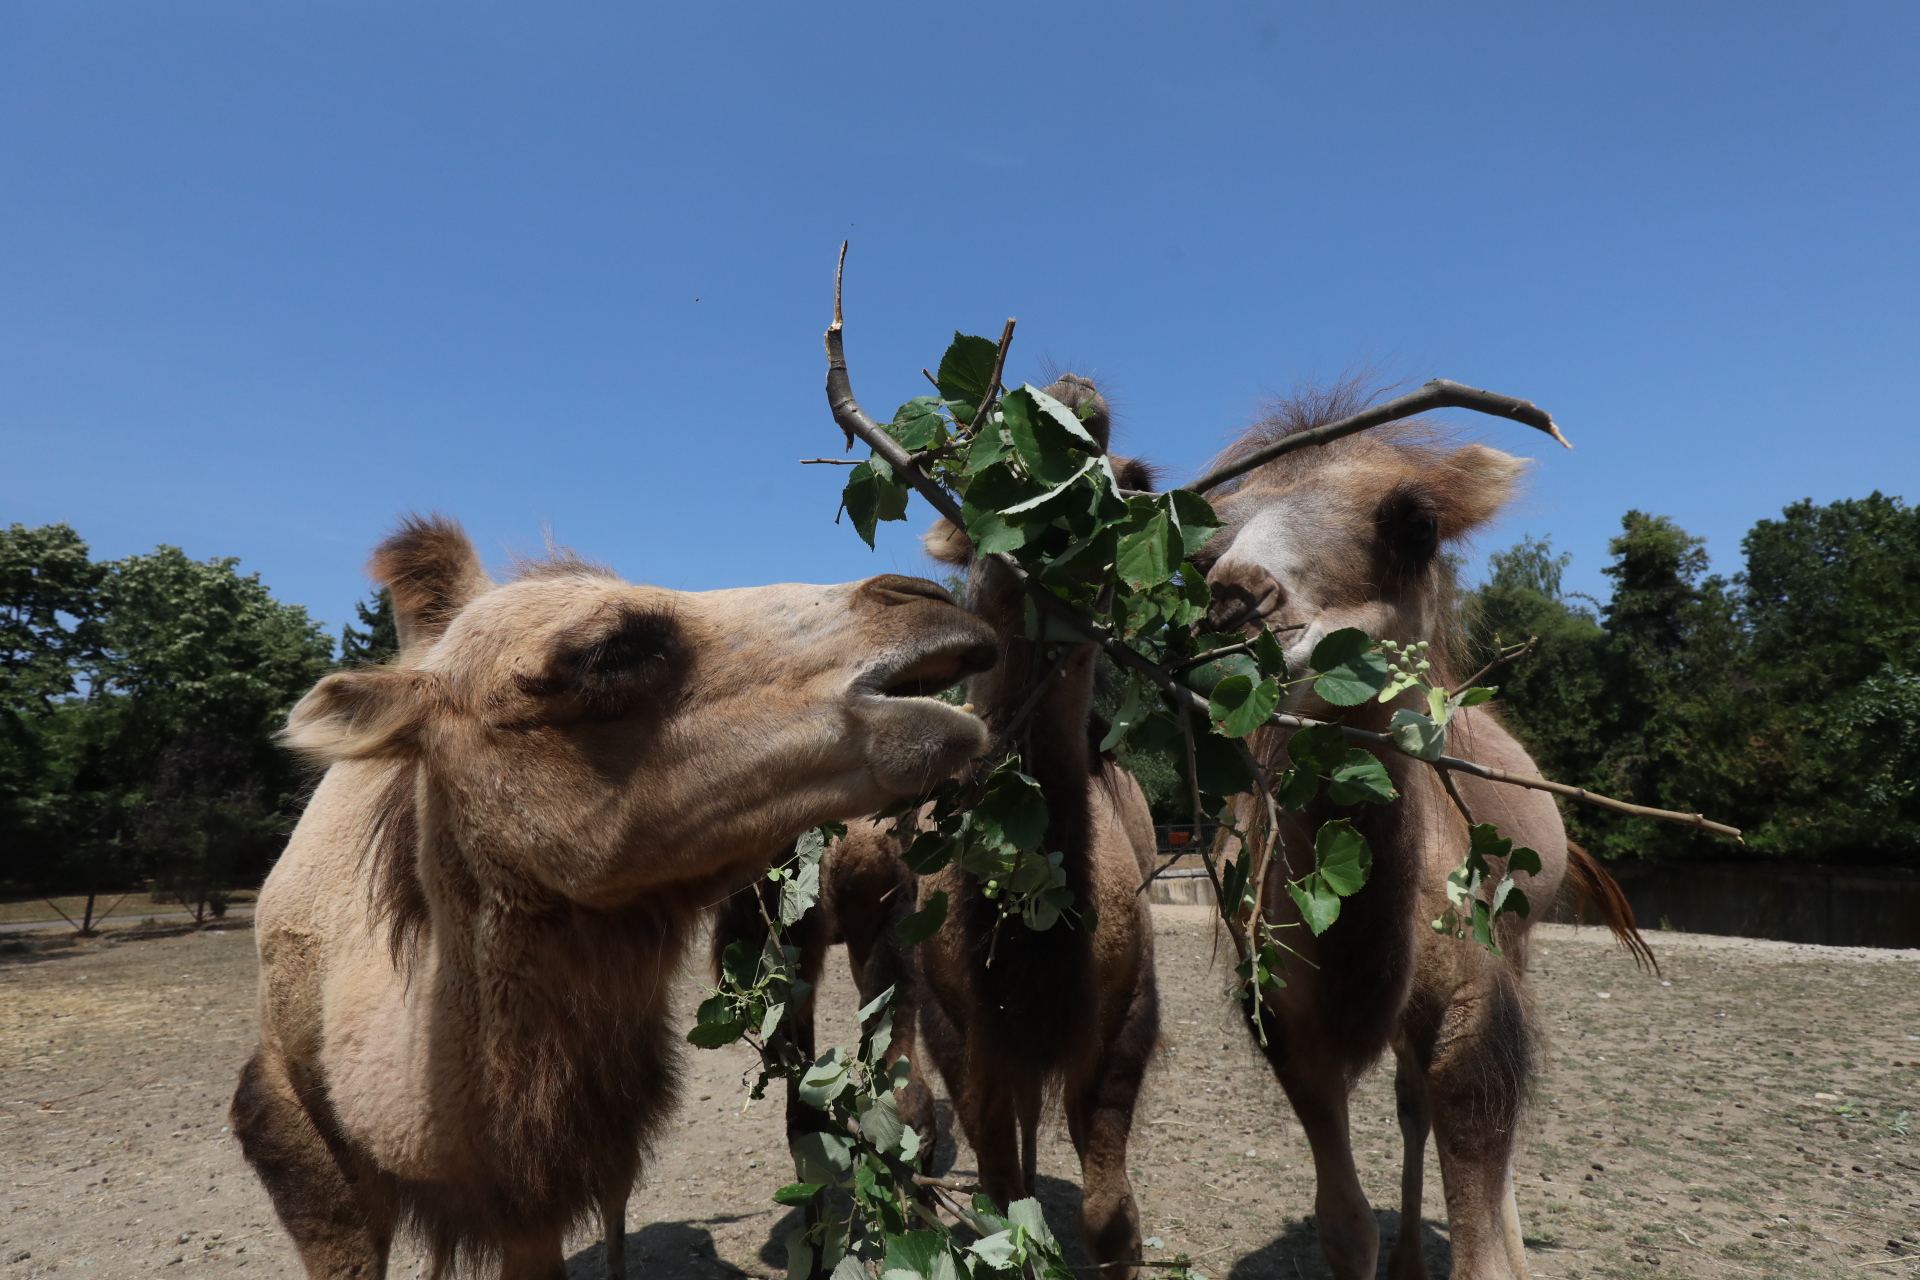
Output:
[231,516,998,1280]
[1195,406,1652,1280]
[714,376,1162,1280]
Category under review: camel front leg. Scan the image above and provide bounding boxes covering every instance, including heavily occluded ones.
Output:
[1063,976,1156,1280]
[1423,978,1532,1280]
[1386,1049,1432,1280]
[600,1185,628,1280]
[1262,1038,1376,1280]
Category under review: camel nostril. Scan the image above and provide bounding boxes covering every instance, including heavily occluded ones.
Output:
[863,574,956,607]
[1204,562,1285,632]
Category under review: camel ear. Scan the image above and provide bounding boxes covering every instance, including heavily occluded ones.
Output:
[1432,445,1528,539]
[922,517,973,566]
[282,669,435,766]
[368,515,493,655]
[1110,455,1160,493]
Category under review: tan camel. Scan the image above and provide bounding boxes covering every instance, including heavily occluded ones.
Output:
[1194,406,1651,1280]
[714,375,1163,1280]
[230,515,999,1280]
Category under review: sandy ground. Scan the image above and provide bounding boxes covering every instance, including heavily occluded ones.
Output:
[3,911,1917,1279]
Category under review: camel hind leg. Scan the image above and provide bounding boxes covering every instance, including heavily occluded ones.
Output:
[1063,972,1156,1280]
[1420,973,1534,1280]
[230,1048,392,1279]
[1386,1048,1432,1280]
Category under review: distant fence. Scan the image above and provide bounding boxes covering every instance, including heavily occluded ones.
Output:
[1552,860,1920,950]
[1145,832,1920,949]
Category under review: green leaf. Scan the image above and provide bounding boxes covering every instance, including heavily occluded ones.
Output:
[1313,818,1372,896]
[967,1230,1021,1270]
[887,396,947,451]
[964,423,1010,472]
[1185,730,1255,800]
[973,770,1049,852]
[894,889,949,946]
[1276,765,1319,809]
[936,332,999,414]
[998,454,1100,514]
[1325,749,1397,805]
[1388,708,1447,761]
[1006,1198,1059,1250]
[798,1048,851,1110]
[1507,844,1544,876]
[773,1181,825,1207]
[1098,677,1146,752]
[858,1090,906,1153]
[1288,874,1342,934]
[1220,854,1251,910]
[884,1231,948,1280]
[1186,651,1260,696]
[1004,385,1098,487]
[1453,685,1496,709]
[1311,627,1392,705]
[686,995,747,1048]
[1114,512,1175,589]
[902,830,955,875]
[962,462,1046,514]
[1287,721,1348,775]
[779,852,821,925]
[1210,674,1281,738]
[842,461,881,549]
[967,507,1030,555]
[1252,627,1291,680]
[1166,488,1224,557]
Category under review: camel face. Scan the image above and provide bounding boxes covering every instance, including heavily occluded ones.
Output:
[286,562,995,906]
[1197,435,1526,714]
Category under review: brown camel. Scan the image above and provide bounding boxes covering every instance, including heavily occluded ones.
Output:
[1193,404,1652,1280]
[230,515,999,1280]
[714,375,1162,1280]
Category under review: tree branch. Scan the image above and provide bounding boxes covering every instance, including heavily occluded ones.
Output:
[821,254,1739,843]
[967,318,1017,437]
[1182,378,1572,495]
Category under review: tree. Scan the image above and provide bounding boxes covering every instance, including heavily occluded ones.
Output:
[339,588,399,665]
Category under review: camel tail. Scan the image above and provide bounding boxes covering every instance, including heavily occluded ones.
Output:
[1564,842,1659,975]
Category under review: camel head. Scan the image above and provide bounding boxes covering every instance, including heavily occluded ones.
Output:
[1195,403,1526,714]
[283,516,996,904]
[919,374,1157,733]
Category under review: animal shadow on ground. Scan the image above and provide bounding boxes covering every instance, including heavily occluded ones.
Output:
[568,1220,754,1279]
[1227,1210,1452,1279]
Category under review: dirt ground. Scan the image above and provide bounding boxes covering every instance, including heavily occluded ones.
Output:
[4,909,1917,1279]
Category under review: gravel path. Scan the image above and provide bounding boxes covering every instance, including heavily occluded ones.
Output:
[3,913,1915,1278]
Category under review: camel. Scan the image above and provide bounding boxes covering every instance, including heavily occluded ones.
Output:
[713,375,1162,1279]
[1193,402,1653,1280]
[230,515,999,1280]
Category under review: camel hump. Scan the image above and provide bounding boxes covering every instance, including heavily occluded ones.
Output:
[1565,841,1660,974]
[368,514,494,655]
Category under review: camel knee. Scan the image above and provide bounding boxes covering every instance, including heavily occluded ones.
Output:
[1077,1182,1141,1279]
[230,1049,388,1279]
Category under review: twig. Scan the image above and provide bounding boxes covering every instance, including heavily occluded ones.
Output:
[994,644,1071,756]
[799,457,861,465]
[1178,708,1249,968]
[1170,627,1303,674]
[966,318,1018,437]
[1459,635,1540,692]
[1436,764,1478,827]
[1183,378,1572,495]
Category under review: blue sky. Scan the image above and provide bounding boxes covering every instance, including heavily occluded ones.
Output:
[4,2,1915,640]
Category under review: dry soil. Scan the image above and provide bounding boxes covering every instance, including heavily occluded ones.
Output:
[3,910,1917,1278]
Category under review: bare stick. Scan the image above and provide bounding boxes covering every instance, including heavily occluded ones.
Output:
[1435,763,1478,827]
[966,318,1018,437]
[1458,634,1539,693]
[1182,378,1572,495]
[799,457,860,465]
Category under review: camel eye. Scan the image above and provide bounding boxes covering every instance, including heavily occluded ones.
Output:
[577,614,677,677]
[520,610,683,715]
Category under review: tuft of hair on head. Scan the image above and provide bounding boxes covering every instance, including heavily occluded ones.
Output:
[1039,373,1112,453]
[1431,444,1530,539]
[368,514,493,656]
[922,518,973,566]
